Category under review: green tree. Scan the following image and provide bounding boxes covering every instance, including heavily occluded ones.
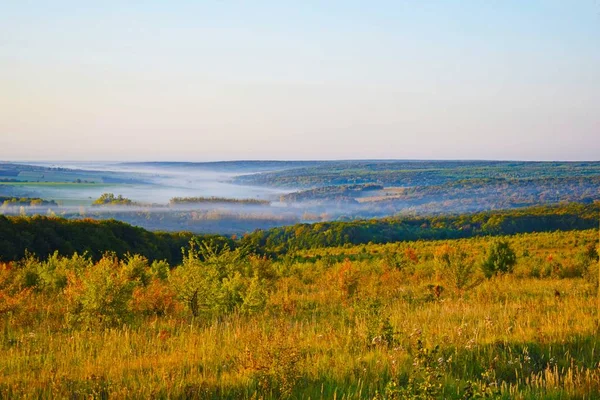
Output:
[481,240,517,278]
[434,244,479,293]
[66,255,136,327]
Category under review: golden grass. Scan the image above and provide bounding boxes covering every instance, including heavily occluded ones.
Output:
[0,229,599,399]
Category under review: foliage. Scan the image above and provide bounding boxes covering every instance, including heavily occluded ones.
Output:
[0,214,198,263]
[234,160,600,188]
[481,240,517,278]
[0,228,599,398]
[92,193,136,206]
[379,339,445,400]
[0,196,57,207]
[65,255,136,327]
[434,244,480,293]
[242,203,600,254]
[171,240,267,318]
[280,183,383,203]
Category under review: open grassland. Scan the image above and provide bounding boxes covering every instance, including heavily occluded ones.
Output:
[1,229,599,399]
[0,182,109,187]
[15,170,103,183]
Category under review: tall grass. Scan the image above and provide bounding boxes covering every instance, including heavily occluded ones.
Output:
[0,229,598,399]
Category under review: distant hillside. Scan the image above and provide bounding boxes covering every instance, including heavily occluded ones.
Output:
[241,203,600,253]
[1,202,598,262]
[234,160,600,187]
[119,160,327,172]
[0,215,228,263]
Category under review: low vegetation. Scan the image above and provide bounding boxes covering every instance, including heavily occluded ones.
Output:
[0,226,599,398]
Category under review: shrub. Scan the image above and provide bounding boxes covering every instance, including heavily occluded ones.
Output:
[65,255,135,327]
[338,259,359,300]
[481,240,517,278]
[150,260,170,281]
[242,321,301,398]
[241,275,268,314]
[434,244,480,293]
[131,279,179,316]
[172,240,263,318]
[0,263,33,316]
[121,254,150,286]
[38,252,91,293]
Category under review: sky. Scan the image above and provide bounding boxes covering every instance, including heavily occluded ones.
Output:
[0,1,599,161]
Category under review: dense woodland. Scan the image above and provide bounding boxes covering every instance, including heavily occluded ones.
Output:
[2,162,599,237]
[234,161,600,187]
[280,184,383,203]
[0,196,57,207]
[1,203,598,263]
[91,193,137,206]
[0,215,206,264]
[241,203,600,254]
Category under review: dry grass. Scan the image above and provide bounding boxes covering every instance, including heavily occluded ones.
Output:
[0,229,599,399]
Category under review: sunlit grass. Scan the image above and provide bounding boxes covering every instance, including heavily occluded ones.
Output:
[1,229,599,398]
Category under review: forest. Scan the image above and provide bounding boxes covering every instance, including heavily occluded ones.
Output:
[1,202,598,263]
[241,203,600,254]
[233,160,600,187]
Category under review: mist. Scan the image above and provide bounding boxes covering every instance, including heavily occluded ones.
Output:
[1,160,598,235]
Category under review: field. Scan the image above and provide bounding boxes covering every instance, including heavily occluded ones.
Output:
[0,182,108,187]
[1,228,599,399]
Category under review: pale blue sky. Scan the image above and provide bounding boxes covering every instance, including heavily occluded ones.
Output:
[1,1,599,161]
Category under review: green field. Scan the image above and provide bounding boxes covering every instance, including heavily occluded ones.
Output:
[0,181,108,187]
[14,170,103,183]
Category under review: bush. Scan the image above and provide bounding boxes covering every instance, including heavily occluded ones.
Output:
[131,279,179,316]
[481,240,517,278]
[171,240,263,318]
[65,255,135,327]
[241,275,268,314]
[0,263,33,316]
[434,244,480,293]
[38,252,91,293]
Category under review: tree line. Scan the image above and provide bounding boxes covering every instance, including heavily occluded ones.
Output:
[0,202,598,262]
[240,203,600,254]
[0,215,232,264]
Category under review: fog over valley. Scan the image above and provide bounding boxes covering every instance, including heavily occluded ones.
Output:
[1,160,599,235]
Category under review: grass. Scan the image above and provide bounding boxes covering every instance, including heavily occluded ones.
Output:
[0,182,111,187]
[0,229,599,398]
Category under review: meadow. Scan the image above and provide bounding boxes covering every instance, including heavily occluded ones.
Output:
[1,228,599,399]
